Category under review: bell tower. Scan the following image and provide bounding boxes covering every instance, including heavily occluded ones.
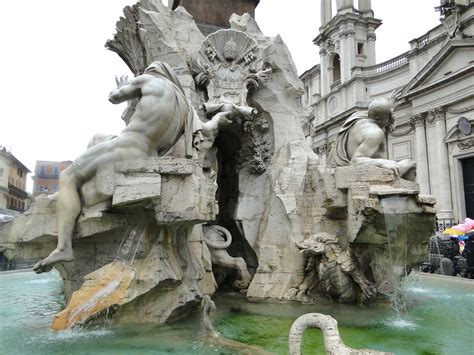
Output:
[168,0,260,35]
[315,0,381,96]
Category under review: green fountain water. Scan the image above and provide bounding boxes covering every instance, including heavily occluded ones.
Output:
[0,270,472,354]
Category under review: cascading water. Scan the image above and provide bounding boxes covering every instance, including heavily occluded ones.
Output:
[52,220,150,330]
[116,221,148,264]
[380,195,411,322]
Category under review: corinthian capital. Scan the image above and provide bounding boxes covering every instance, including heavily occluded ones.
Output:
[430,107,446,122]
[410,113,426,127]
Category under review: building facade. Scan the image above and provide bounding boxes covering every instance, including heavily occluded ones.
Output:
[301,0,474,223]
[32,160,72,198]
[0,147,31,213]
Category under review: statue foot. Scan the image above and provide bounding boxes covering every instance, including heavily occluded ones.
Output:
[33,249,74,274]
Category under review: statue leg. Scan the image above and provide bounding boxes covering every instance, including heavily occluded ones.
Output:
[34,167,81,273]
[33,138,147,273]
[211,251,251,289]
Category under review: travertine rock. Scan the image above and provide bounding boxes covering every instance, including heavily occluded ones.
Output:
[0,3,437,332]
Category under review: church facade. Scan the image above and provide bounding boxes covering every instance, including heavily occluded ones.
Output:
[301,0,474,223]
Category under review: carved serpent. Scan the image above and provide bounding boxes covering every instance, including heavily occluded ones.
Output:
[202,225,232,249]
[289,313,392,355]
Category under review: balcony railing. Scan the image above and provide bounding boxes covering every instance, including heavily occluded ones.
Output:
[359,52,409,76]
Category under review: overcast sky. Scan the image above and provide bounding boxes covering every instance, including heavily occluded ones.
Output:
[0,0,440,192]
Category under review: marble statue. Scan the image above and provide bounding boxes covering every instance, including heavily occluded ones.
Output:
[0,2,436,331]
[327,98,416,181]
[289,313,392,355]
[295,232,377,303]
[202,224,252,290]
[33,61,232,273]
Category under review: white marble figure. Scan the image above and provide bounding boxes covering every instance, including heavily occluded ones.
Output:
[296,232,377,303]
[202,224,251,290]
[328,98,416,181]
[33,61,232,273]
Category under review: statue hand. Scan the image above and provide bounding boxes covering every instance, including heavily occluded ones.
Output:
[217,111,233,125]
[381,160,400,176]
[115,75,129,89]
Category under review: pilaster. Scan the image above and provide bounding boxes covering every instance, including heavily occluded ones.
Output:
[432,107,454,220]
[411,114,430,195]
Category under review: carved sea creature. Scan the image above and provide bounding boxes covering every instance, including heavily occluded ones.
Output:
[289,313,392,355]
[296,232,377,303]
[202,225,252,289]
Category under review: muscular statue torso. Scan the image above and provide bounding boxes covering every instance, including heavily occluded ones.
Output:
[111,74,187,156]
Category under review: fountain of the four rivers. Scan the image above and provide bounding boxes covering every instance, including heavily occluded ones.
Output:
[0,1,472,354]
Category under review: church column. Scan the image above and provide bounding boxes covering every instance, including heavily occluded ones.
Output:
[320,46,329,96]
[433,108,454,220]
[411,114,430,195]
[358,0,371,11]
[336,0,354,13]
[366,30,376,66]
[339,28,356,82]
[358,0,373,16]
[321,0,332,27]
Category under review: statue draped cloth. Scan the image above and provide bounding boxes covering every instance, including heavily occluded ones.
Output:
[144,61,195,158]
[327,111,369,167]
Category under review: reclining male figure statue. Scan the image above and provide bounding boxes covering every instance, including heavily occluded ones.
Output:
[328,97,416,180]
[34,61,232,273]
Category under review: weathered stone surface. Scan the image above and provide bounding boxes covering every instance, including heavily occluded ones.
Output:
[0,4,438,332]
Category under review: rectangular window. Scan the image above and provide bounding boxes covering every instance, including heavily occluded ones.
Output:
[39,165,46,175]
[39,185,45,192]
[357,42,364,55]
[53,166,60,176]
[53,185,59,192]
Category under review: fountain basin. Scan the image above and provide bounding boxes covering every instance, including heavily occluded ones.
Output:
[1,270,472,354]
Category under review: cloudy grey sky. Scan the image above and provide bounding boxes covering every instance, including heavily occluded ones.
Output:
[0,0,440,192]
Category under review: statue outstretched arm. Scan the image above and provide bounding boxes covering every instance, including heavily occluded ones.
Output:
[108,75,149,104]
[200,111,233,138]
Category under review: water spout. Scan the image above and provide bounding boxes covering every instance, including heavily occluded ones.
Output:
[380,195,410,316]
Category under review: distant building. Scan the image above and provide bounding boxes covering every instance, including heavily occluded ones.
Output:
[301,0,474,223]
[32,160,72,198]
[0,147,31,213]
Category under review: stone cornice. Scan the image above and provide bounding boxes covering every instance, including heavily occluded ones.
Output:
[312,104,368,136]
[398,40,474,99]
[300,64,320,81]
[399,64,474,100]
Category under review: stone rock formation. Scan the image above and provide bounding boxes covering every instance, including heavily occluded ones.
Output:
[0,0,436,330]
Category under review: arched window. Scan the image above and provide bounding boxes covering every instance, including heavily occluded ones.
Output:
[332,54,341,83]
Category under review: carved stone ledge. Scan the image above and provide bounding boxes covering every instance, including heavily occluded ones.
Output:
[94,157,218,222]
